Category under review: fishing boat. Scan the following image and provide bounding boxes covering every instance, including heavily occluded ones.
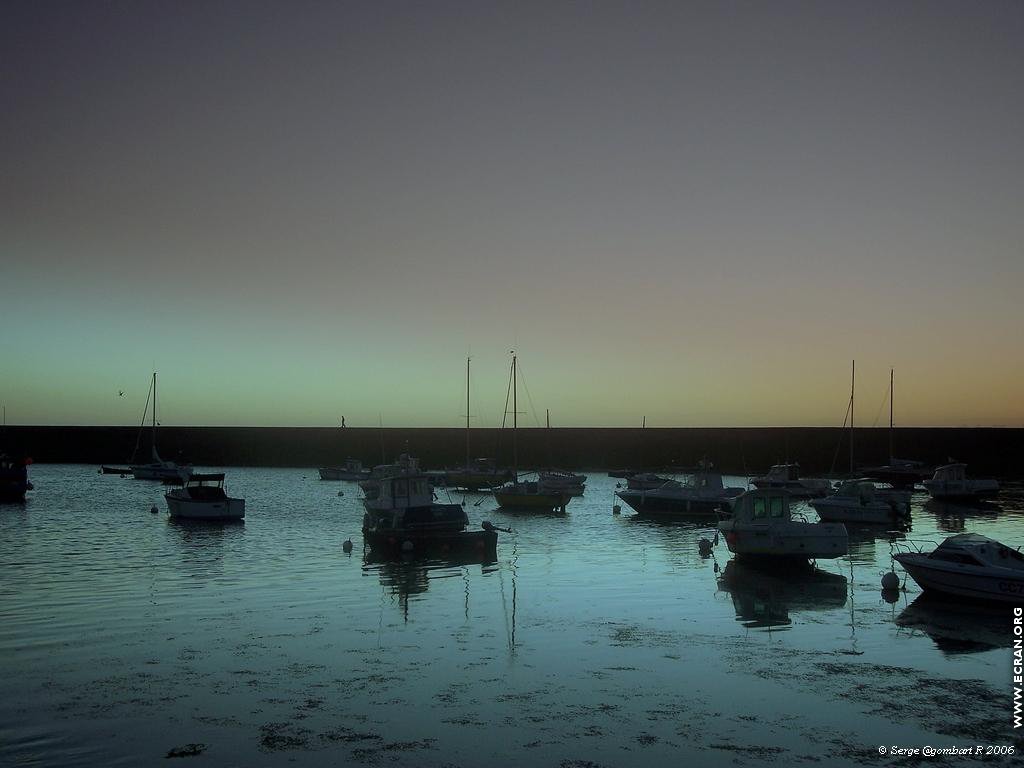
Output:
[318,458,370,481]
[893,534,1024,603]
[861,370,932,489]
[125,373,191,481]
[923,463,1000,501]
[616,463,743,518]
[750,463,831,497]
[810,479,911,525]
[362,455,498,555]
[0,453,31,502]
[718,489,849,561]
[165,473,245,521]
[492,353,571,513]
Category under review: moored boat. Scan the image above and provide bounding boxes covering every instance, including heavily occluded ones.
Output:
[362,457,498,555]
[165,473,245,521]
[810,479,911,525]
[0,453,31,502]
[616,465,743,518]
[750,463,831,498]
[923,463,999,500]
[718,489,848,561]
[893,534,1024,603]
[319,458,370,481]
[129,373,192,481]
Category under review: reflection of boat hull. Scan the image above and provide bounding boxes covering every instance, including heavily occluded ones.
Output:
[362,528,497,557]
[616,490,724,518]
[718,560,848,628]
[165,495,245,521]
[894,552,1024,603]
[896,595,1012,654]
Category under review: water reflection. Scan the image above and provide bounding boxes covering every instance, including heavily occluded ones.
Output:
[846,526,909,564]
[896,594,1013,655]
[362,551,498,621]
[717,560,848,630]
[924,499,1003,533]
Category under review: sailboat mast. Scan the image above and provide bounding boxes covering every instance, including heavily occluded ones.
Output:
[888,368,894,464]
[849,360,855,475]
[466,356,471,470]
[511,353,518,482]
[152,371,158,460]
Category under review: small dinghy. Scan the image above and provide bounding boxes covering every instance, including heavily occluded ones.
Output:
[893,533,1024,603]
[165,473,245,521]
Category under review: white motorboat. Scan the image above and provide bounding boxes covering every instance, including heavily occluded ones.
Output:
[923,463,999,500]
[319,458,370,481]
[617,467,744,518]
[718,489,848,560]
[893,534,1024,603]
[750,463,831,497]
[165,473,244,521]
[810,479,911,525]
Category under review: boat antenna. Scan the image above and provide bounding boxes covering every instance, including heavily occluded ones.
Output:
[511,352,518,482]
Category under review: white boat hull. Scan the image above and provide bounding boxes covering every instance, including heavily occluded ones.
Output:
[923,479,1000,500]
[811,498,900,525]
[895,553,1024,603]
[719,520,849,560]
[165,494,245,521]
[133,463,191,481]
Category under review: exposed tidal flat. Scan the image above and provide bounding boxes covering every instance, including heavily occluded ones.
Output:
[2,466,1023,767]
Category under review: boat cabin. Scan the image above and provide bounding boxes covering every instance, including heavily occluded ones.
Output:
[730,489,794,523]
[931,463,967,483]
[832,479,880,502]
[379,475,434,510]
[175,473,229,500]
[925,534,1024,570]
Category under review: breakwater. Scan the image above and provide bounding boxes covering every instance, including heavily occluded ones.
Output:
[3,426,1022,477]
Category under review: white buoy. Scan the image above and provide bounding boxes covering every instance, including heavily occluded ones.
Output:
[612,505,621,515]
[881,571,900,591]
[150,505,158,514]
[342,539,353,553]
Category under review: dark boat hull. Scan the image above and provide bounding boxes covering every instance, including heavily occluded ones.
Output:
[616,491,727,518]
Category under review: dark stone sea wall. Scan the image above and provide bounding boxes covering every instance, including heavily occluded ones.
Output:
[3,426,1022,478]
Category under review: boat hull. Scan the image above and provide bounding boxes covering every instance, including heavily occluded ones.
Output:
[810,498,904,525]
[165,495,245,521]
[923,480,1000,500]
[318,467,369,481]
[719,520,849,560]
[749,479,830,498]
[894,553,1024,603]
[133,463,192,481]
[616,490,725,518]
[493,488,570,512]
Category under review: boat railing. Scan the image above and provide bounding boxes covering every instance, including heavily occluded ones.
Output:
[890,538,941,556]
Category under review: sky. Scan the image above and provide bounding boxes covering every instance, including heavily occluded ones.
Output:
[1,0,1022,428]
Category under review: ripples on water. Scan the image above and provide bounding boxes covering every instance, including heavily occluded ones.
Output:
[1,466,1022,766]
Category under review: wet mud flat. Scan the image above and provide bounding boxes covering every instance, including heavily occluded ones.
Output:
[6,614,1021,768]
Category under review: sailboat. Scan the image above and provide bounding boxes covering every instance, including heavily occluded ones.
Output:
[445,356,512,491]
[861,369,931,488]
[492,353,571,513]
[810,362,910,524]
[129,372,192,481]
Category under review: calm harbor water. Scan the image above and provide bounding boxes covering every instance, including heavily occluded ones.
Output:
[2,465,1022,766]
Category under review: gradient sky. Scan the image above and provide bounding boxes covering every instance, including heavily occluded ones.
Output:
[2,1,1021,427]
